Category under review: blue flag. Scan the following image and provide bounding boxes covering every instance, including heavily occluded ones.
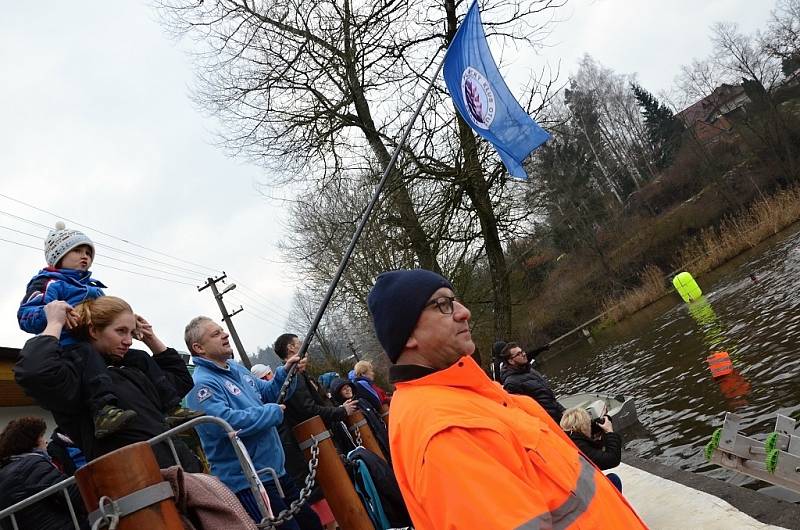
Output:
[443,0,550,179]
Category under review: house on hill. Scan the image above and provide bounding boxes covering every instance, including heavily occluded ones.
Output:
[678,84,750,145]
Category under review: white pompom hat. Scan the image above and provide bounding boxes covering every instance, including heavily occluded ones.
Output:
[44,221,95,267]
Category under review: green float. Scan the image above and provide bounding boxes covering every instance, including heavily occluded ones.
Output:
[672,271,702,303]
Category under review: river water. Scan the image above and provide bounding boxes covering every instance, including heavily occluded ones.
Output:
[541,223,800,486]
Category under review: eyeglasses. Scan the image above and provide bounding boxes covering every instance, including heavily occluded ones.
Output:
[425,296,457,314]
[508,350,526,360]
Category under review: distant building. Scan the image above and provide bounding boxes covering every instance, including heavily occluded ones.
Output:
[677,84,750,145]
[0,346,57,432]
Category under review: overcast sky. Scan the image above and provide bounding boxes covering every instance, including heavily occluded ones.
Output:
[0,0,777,356]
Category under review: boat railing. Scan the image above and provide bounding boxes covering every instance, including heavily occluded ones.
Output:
[0,415,273,529]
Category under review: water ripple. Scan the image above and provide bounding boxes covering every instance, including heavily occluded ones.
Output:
[544,225,800,482]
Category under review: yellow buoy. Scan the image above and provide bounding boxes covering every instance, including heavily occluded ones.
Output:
[672,271,702,303]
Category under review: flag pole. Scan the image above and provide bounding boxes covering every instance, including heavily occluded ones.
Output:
[277,49,448,403]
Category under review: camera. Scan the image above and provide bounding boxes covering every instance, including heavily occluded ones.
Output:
[590,414,611,437]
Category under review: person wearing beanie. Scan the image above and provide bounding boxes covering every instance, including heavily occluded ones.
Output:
[329,377,391,461]
[16,222,202,441]
[250,363,273,381]
[18,221,104,341]
[368,268,646,530]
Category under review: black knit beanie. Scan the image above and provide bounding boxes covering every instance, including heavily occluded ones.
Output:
[367,269,453,363]
[492,340,508,359]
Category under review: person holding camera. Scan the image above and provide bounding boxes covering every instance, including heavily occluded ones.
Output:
[561,407,623,492]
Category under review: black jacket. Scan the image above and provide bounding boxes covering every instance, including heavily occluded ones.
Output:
[330,378,391,462]
[0,451,88,530]
[14,336,198,470]
[278,372,350,503]
[283,372,349,428]
[499,363,565,424]
[568,431,623,470]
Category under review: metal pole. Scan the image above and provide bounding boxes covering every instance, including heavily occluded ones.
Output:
[277,50,446,403]
[199,274,252,369]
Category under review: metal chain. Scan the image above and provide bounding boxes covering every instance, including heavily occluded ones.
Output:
[353,424,363,447]
[91,496,120,530]
[259,434,321,528]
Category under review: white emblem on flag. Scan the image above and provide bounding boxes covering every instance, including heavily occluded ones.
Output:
[225,381,242,396]
[196,387,212,402]
[461,67,496,129]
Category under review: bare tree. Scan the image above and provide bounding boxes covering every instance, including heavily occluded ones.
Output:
[158,0,565,340]
[761,0,800,78]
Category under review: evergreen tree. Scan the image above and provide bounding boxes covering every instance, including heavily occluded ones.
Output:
[631,83,684,169]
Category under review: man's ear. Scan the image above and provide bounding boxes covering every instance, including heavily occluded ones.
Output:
[191,342,204,356]
[405,333,418,350]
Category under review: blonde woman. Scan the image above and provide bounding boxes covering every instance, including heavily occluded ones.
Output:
[560,407,623,492]
[352,360,389,406]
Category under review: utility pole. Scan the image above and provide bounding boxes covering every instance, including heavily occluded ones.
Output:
[198,272,251,369]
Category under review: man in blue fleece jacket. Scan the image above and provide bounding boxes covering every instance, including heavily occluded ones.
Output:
[184,316,322,529]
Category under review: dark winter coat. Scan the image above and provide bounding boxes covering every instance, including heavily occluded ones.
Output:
[278,372,349,503]
[0,450,88,530]
[568,431,623,470]
[14,336,199,470]
[349,375,383,411]
[499,363,565,424]
[330,378,391,461]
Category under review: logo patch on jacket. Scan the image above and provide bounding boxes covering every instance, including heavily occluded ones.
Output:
[224,381,242,396]
[196,387,213,402]
[244,375,256,389]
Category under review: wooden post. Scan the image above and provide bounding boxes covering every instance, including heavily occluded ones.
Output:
[293,416,373,530]
[345,410,386,462]
[75,442,183,530]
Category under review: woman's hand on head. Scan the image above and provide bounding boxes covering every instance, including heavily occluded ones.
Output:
[134,315,153,341]
[134,314,166,354]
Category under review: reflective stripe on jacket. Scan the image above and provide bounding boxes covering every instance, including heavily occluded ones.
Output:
[389,356,647,530]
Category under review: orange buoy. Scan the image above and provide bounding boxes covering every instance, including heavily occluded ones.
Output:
[706,351,733,378]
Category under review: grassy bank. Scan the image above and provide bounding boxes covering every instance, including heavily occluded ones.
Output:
[597,185,800,327]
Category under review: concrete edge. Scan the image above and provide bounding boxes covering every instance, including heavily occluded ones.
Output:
[623,453,800,529]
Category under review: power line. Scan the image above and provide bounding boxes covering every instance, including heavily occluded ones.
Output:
[229,277,294,317]
[225,285,290,321]
[0,224,205,282]
[225,292,287,327]
[0,208,210,278]
[0,238,196,287]
[0,198,290,315]
[0,236,40,253]
[93,262,197,286]
[0,193,223,275]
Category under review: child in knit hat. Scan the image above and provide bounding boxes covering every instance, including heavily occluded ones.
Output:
[17,222,202,438]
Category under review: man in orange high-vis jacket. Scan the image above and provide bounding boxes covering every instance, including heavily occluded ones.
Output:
[367,269,647,530]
